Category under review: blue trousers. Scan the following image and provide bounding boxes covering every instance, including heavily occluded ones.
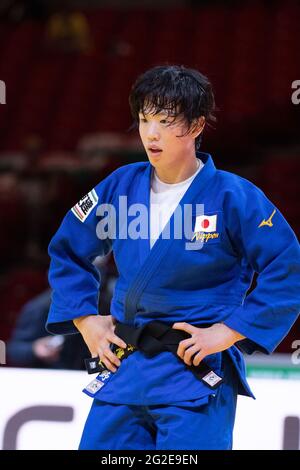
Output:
[79,355,238,450]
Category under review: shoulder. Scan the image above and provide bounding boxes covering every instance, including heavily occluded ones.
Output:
[215,169,266,202]
[108,161,148,179]
[68,162,149,225]
[215,169,284,231]
[92,162,149,200]
[96,162,148,189]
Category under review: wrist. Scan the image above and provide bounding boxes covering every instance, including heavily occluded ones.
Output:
[213,322,246,345]
[73,315,95,330]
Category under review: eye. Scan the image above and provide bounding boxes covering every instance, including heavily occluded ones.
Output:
[160,119,170,124]
[139,117,147,123]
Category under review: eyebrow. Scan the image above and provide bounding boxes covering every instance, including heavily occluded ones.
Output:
[138,111,176,118]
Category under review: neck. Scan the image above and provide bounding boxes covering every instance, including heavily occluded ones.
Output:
[154,154,199,184]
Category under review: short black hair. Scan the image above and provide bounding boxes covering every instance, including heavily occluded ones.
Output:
[129,65,216,150]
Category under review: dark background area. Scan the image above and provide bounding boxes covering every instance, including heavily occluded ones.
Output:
[0,0,299,363]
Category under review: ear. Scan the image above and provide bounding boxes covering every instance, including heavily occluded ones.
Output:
[192,116,206,139]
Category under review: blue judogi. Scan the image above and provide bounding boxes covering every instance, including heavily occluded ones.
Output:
[46,152,300,448]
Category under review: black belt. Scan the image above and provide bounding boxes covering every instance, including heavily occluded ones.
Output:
[85,321,223,389]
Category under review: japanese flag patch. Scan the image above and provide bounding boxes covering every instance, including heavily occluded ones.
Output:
[194,214,217,233]
[71,189,98,222]
[191,212,222,244]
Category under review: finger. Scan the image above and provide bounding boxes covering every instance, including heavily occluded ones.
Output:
[90,348,99,358]
[96,347,117,372]
[183,345,201,366]
[99,356,117,373]
[107,334,127,349]
[172,322,196,335]
[192,350,206,367]
[103,347,121,368]
[177,337,195,358]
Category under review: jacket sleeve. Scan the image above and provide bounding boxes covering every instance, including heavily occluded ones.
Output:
[222,178,300,354]
[46,180,115,335]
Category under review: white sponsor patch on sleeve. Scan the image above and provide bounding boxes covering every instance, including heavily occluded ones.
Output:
[71,189,98,222]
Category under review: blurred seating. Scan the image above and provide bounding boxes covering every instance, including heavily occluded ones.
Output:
[0,266,48,341]
[0,2,299,152]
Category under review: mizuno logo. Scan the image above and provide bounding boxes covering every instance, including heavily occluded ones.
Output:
[258,209,276,228]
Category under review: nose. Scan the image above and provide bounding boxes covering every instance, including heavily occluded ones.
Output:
[146,121,160,141]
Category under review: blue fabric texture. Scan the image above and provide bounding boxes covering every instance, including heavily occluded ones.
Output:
[47,153,300,405]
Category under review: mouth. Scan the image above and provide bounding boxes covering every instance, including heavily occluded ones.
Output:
[148,147,162,155]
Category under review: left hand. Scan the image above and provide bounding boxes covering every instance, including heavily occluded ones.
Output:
[172,322,245,367]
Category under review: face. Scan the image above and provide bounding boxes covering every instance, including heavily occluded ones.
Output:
[138,110,203,169]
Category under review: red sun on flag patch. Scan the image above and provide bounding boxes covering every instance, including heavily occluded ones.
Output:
[201,219,210,229]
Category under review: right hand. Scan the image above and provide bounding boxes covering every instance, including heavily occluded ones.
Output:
[73,315,127,372]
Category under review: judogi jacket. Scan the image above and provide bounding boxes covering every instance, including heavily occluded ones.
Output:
[46,153,300,405]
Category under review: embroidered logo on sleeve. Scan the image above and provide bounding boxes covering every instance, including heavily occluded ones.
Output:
[258,209,276,228]
[71,189,98,222]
